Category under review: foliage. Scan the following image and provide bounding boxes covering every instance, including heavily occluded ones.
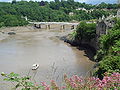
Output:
[75,21,96,41]
[1,72,120,90]
[100,29,120,53]
[112,18,120,30]
[1,72,43,90]
[0,1,118,27]
[0,15,28,27]
[95,56,120,78]
[95,19,120,78]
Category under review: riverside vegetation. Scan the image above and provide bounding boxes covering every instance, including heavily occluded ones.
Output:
[1,72,120,90]
[68,18,120,78]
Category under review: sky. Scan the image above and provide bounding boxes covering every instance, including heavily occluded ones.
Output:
[0,0,117,5]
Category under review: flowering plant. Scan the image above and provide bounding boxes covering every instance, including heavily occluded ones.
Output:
[1,72,120,90]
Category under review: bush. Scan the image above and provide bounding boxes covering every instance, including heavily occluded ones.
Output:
[0,15,28,27]
[95,21,120,78]
[95,56,120,79]
[75,21,96,41]
[1,72,120,90]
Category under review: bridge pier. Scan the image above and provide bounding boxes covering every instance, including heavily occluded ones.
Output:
[61,25,65,30]
[34,24,37,27]
[48,25,50,29]
[71,25,75,30]
[46,25,48,29]
[34,24,41,29]
[45,24,50,29]
[39,24,41,29]
[32,22,79,30]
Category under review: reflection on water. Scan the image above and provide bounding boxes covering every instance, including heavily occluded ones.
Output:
[0,29,95,89]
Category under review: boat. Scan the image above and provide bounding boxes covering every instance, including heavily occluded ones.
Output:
[8,32,16,35]
[32,63,39,70]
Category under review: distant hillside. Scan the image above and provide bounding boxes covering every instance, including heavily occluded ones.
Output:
[0,0,118,27]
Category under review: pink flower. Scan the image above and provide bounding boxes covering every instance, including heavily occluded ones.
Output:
[73,75,83,82]
[70,78,74,82]
[61,86,66,89]
[103,76,111,82]
[45,85,50,90]
[51,80,55,83]
[70,82,77,88]
[41,82,47,87]
[101,79,107,85]
[98,83,104,88]
[91,77,96,81]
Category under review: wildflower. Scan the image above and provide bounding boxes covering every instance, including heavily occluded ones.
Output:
[70,82,77,88]
[51,80,59,90]
[103,76,111,82]
[61,86,66,89]
[63,74,67,79]
[45,85,50,90]
[73,75,83,82]
[70,77,74,82]
[41,82,47,87]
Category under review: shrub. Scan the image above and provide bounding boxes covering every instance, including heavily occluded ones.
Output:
[75,21,96,41]
[1,72,120,90]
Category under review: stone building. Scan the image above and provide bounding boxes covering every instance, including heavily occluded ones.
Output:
[69,12,74,16]
[117,9,120,18]
[95,15,116,49]
[96,9,120,38]
[96,15,115,38]
[96,19,107,38]
[92,9,120,50]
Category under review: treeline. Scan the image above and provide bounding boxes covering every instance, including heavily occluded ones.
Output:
[0,0,118,27]
[0,15,28,27]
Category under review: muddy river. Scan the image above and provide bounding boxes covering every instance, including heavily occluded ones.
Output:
[0,27,95,89]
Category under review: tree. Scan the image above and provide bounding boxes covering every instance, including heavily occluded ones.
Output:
[12,0,16,4]
[39,1,46,6]
[75,21,96,41]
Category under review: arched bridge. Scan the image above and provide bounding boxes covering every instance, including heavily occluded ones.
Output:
[29,22,79,30]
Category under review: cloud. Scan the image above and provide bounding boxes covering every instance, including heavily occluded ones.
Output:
[0,0,117,4]
[75,0,117,4]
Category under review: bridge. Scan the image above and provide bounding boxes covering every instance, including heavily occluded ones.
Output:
[29,22,79,30]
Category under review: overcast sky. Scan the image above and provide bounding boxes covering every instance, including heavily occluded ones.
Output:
[0,0,117,4]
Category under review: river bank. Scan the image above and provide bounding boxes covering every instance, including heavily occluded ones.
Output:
[0,26,42,41]
[60,34,96,61]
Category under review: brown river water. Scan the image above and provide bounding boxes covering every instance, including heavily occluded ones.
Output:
[0,27,95,89]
